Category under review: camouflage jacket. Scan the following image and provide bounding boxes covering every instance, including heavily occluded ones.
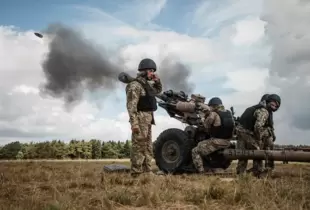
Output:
[237,100,274,141]
[202,105,225,134]
[125,76,162,127]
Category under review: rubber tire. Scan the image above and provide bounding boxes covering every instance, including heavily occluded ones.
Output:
[154,128,193,173]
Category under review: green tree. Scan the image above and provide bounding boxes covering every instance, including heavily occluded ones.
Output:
[90,139,102,159]
[0,141,22,159]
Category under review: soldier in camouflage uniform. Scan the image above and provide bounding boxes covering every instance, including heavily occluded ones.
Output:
[246,94,274,173]
[125,58,162,177]
[235,94,281,176]
[191,97,235,173]
[260,94,276,171]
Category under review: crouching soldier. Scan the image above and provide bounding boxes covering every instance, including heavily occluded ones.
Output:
[191,97,235,173]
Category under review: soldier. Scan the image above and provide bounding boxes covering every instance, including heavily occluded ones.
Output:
[243,94,275,173]
[191,97,235,173]
[235,94,281,177]
[125,58,162,177]
[261,96,276,172]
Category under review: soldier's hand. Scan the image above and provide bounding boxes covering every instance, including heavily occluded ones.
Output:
[152,73,160,82]
[131,125,140,134]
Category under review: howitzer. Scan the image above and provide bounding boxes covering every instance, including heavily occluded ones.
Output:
[152,88,244,174]
[152,90,310,175]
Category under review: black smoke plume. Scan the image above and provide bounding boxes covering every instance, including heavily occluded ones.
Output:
[39,23,194,109]
[158,57,194,94]
[39,23,122,107]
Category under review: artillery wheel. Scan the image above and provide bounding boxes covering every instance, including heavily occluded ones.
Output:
[154,128,193,173]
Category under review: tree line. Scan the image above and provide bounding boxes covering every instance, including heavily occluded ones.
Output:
[0,140,309,160]
[0,140,131,160]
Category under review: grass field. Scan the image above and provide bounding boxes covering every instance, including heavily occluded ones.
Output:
[1,160,310,210]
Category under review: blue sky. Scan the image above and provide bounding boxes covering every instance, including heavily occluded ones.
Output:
[1,0,196,33]
[0,0,268,118]
[0,0,262,37]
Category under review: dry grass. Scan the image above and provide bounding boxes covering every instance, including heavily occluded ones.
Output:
[1,160,310,210]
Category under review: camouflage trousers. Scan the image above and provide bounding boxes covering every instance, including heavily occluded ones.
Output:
[262,130,275,170]
[236,131,264,175]
[191,138,231,173]
[130,123,153,176]
[236,127,275,175]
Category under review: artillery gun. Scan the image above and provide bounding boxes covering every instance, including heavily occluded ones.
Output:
[117,72,310,175]
[153,89,238,173]
[153,89,310,174]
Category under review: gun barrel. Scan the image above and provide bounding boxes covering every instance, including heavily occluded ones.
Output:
[175,101,196,113]
[222,149,310,162]
[163,90,187,99]
[155,94,169,102]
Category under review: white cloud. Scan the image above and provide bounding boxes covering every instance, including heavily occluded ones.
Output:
[191,0,263,36]
[77,18,221,69]
[10,85,39,95]
[223,68,269,92]
[231,17,266,46]
[117,28,220,69]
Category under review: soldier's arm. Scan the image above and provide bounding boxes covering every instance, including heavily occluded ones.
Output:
[198,103,211,113]
[253,108,269,141]
[203,112,216,133]
[126,82,142,127]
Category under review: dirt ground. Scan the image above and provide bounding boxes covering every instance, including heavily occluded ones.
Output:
[1,160,310,210]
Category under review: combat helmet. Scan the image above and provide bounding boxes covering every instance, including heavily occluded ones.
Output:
[260,94,270,102]
[138,58,157,72]
[208,97,222,106]
[266,94,281,107]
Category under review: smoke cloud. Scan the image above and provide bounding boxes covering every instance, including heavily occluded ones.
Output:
[158,57,194,94]
[39,23,193,108]
[40,23,123,108]
[261,0,310,130]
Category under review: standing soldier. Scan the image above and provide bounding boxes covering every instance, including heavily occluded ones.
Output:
[126,58,162,177]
